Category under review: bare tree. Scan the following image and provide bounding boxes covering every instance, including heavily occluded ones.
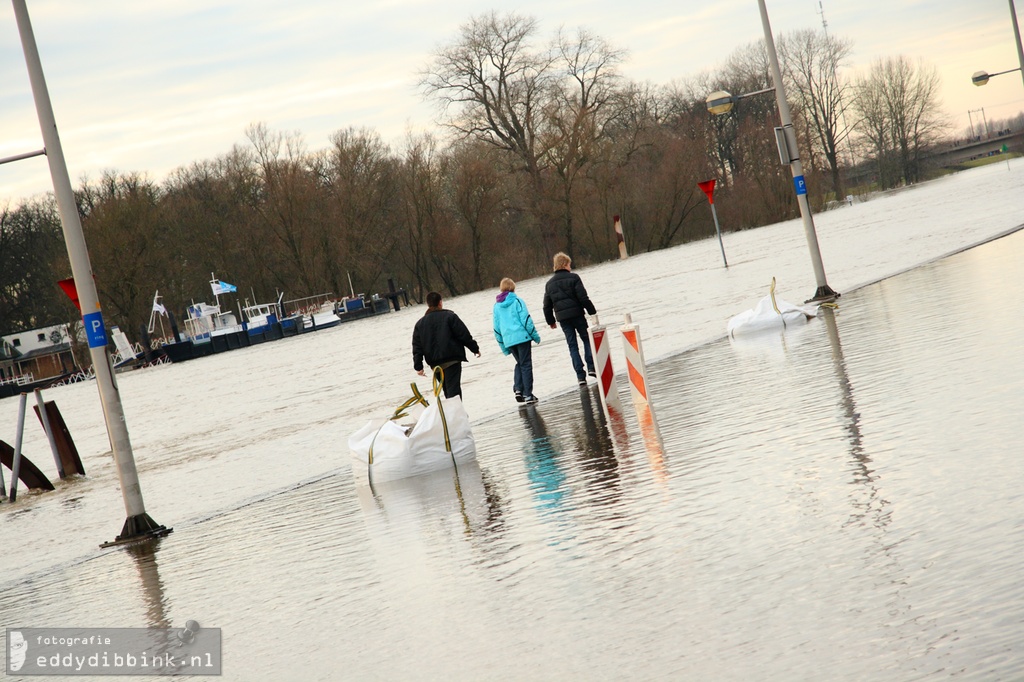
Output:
[779,29,853,198]
[322,127,401,296]
[682,42,777,188]
[421,12,554,181]
[395,133,443,300]
[76,171,174,335]
[852,56,947,188]
[444,141,510,290]
[246,123,323,293]
[542,27,625,258]
[0,199,70,334]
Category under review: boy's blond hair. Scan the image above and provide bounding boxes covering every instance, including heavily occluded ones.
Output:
[499,277,516,292]
[553,252,572,271]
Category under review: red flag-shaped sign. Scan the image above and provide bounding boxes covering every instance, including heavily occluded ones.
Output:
[58,278,81,312]
[698,179,717,204]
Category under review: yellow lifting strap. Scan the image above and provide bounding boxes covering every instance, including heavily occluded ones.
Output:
[769,276,782,315]
[368,369,454,466]
[432,366,453,454]
[391,383,429,420]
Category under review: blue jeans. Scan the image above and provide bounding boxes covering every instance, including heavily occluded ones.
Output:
[509,342,534,397]
[559,316,594,381]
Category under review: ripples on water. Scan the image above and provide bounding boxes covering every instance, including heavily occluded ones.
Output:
[3,231,1024,680]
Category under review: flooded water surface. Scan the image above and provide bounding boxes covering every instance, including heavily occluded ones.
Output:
[2,168,1024,680]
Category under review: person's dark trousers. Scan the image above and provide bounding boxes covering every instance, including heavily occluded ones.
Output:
[509,341,534,398]
[436,361,463,399]
[559,316,594,381]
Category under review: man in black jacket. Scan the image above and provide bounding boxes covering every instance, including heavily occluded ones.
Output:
[543,252,597,385]
[412,291,481,399]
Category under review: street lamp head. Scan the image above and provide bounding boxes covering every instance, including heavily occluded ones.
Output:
[971,70,990,86]
[706,90,735,115]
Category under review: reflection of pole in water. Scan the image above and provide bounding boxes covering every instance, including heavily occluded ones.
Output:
[126,541,172,630]
[123,540,179,666]
[821,308,886,527]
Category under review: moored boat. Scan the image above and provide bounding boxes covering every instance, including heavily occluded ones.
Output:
[158,276,393,363]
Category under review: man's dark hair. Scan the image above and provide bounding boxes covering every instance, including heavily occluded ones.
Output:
[426,291,442,307]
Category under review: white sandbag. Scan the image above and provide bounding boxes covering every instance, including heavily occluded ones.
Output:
[728,279,820,337]
[349,376,477,484]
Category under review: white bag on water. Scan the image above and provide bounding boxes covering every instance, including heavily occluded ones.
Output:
[348,375,477,484]
[728,278,821,337]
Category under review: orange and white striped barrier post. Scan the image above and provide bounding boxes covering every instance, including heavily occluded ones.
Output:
[620,313,653,408]
[621,314,666,480]
[588,314,622,420]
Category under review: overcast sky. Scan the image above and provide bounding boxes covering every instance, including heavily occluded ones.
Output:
[2,0,1022,205]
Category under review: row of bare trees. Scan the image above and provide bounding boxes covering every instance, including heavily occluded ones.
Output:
[2,12,954,342]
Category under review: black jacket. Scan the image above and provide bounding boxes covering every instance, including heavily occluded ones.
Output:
[543,269,596,325]
[412,308,480,371]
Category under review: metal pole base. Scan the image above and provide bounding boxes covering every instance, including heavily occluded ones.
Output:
[806,285,841,304]
[100,513,173,548]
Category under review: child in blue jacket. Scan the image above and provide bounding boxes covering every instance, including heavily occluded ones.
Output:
[493,278,541,404]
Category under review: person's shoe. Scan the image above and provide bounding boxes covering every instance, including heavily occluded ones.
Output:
[524,395,539,404]
[587,370,597,379]
[515,391,525,403]
[578,379,587,387]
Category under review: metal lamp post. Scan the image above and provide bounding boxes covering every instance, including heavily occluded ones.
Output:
[706,0,840,303]
[12,0,170,547]
[971,0,1024,89]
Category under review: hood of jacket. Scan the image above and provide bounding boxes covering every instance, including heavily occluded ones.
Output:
[495,291,517,307]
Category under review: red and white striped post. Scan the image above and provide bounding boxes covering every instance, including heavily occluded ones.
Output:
[613,215,628,259]
[621,314,666,480]
[620,313,653,408]
[588,315,622,420]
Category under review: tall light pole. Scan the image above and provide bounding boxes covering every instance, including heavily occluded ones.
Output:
[12,0,170,547]
[971,0,1024,88]
[756,0,838,303]
[707,2,839,303]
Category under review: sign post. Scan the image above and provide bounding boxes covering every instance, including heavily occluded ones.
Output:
[14,0,170,546]
[698,179,728,267]
[757,0,838,302]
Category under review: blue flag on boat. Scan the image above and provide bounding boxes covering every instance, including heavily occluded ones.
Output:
[211,279,237,296]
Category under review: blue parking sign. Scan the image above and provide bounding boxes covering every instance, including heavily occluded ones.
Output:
[83,311,107,348]
[793,175,807,196]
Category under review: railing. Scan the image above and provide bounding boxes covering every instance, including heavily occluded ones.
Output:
[282,293,337,317]
[48,368,95,386]
[0,372,35,387]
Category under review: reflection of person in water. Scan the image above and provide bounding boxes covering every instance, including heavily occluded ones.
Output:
[571,388,623,505]
[9,631,27,672]
[518,408,567,514]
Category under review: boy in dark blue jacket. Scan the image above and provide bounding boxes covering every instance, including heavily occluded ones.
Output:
[542,252,597,385]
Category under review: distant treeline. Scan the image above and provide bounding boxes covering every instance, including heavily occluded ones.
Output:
[1,12,990,340]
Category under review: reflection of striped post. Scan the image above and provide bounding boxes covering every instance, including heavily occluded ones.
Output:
[637,402,667,483]
[613,215,628,259]
[588,315,622,420]
[620,314,652,407]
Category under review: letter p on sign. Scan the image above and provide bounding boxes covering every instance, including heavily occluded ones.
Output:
[83,311,107,348]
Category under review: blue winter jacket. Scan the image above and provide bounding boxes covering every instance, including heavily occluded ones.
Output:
[493,291,541,355]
